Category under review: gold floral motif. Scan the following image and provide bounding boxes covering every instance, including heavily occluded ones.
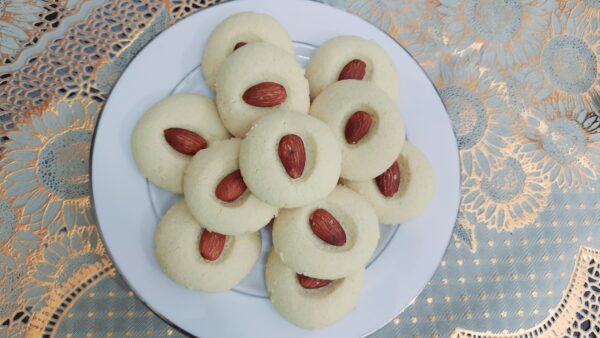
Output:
[452,246,600,338]
[512,1,600,108]
[344,0,431,39]
[462,148,550,232]
[0,100,98,234]
[435,59,514,181]
[437,0,557,69]
[22,225,108,308]
[0,224,109,335]
[26,254,113,337]
[517,100,600,189]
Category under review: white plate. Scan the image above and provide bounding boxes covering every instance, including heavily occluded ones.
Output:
[90,0,460,337]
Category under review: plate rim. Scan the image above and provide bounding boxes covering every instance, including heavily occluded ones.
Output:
[89,0,460,337]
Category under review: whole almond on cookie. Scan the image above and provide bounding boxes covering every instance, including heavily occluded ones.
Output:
[376,161,401,197]
[309,208,347,246]
[215,170,247,202]
[243,82,287,107]
[278,134,306,179]
[233,41,247,50]
[198,230,226,261]
[164,128,208,155]
[345,111,373,144]
[338,59,366,81]
[296,274,333,289]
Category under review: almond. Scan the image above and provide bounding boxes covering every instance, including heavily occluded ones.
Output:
[296,274,333,289]
[215,170,247,202]
[278,134,305,179]
[345,111,373,144]
[233,41,247,51]
[338,59,366,81]
[164,128,208,156]
[242,82,287,107]
[309,208,346,246]
[198,230,226,261]
[376,161,400,197]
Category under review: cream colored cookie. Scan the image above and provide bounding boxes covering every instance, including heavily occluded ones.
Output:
[306,35,400,101]
[184,139,277,235]
[239,111,341,208]
[201,12,294,91]
[310,80,405,181]
[216,42,310,137]
[265,250,364,330]
[154,200,261,292]
[343,143,435,224]
[131,94,230,193]
[272,186,379,279]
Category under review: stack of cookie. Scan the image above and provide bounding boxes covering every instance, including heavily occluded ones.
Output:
[130,12,435,329]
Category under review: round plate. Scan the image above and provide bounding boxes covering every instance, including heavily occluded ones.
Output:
[154,40,400,298]
[91,0,460,337]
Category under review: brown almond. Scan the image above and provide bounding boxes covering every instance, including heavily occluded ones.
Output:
[164,128,208,156]
[338,59,366,81]
[215,170,247,202]
[296,274,333,289]
[233,41,247,51]
[376,161,401,197]
[242,82,287,107]
[278,134,305,179]
[345,111,373,144]
[198,230,226,261]
[309,208,347,246]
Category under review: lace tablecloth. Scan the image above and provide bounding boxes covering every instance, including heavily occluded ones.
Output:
[0,0,599,337]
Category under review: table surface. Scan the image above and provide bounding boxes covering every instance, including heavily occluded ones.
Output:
[0,0,599,337]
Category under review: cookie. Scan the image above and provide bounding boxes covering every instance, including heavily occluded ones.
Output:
[305,35,400,101]
[131,94,230,193]
[184,139,278,235]
[201,12,294,91]
[216,42,310,137]
[265,250,364,330]
[154,200,261,292]
[310,80,405,181]
[239,111,341,208]
[343,143,435,224]
[272,186,379,279]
